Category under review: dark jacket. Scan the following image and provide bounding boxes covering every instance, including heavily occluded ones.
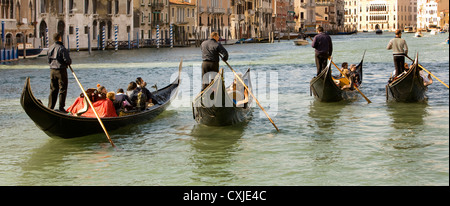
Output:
[201,38,229,62]
[48,41,71,69]
[311,32,333,56]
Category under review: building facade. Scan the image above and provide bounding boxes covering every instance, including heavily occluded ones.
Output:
[1,0,37,48]
[169,0,196,44]
[294,0,316,33]
[274,0,295,33]
[344,0,417,32]
[197,0,231,40]
[314,0,344,32]
[36,0,134,50]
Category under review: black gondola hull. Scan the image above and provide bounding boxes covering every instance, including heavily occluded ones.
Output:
[21,63,182,139]
[386,55,427,102]
[192,69,252,126]
[310,62,344,102]
[310,57,364,102]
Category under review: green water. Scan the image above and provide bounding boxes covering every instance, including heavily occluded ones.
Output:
[0,32,448,185]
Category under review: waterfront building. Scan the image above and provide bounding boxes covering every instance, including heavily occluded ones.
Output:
[230,0,273,39]
[417,0,442,31]
[134,0,171,46]
[315,0,345,32]
[1,0,36,48]
[169,0,196,44]
[255,0,274,38]
[344,0,417,32]
[273,0,295,34]
[197,0,231,40]
[436,0,448,31]
[293,0,316,33]
[35,0,134,50]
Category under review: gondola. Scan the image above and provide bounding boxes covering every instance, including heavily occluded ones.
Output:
[20,61,182,139]
[386,54,428,102]
[192,68,253,126]
[310,54,364,102]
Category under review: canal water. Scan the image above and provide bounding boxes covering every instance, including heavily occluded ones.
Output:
[0,32,448,185]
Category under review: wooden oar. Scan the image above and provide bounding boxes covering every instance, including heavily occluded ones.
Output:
[220,57,280,132]
[329,58,372,103]
[68,65,116,148]
[406,55,449,89]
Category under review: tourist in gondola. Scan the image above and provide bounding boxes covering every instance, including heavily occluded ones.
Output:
[311,26,333,76]
[136,77,159,105]
[349,64,361,87]
[201,31,229,90]
[386,29,409,77]
[227,73,249,107]
[47,33,72,113]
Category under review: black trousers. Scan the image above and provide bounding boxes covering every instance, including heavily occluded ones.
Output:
[393,55,405,76]
[201,61,219,90]
[315,53,329,76]
[48,68,68,110]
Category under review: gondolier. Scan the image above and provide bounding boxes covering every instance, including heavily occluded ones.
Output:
[201,32,229,90]
[47,33,71,112]
[311,26,333,76]
[387,29,408,77]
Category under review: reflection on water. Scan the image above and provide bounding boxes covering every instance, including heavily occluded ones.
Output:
[386,102,432,150]
[19,136,111,185]
[387,102,428,130]
[306,101,349,168]
[189,124,244,185]
[307,100,348,137]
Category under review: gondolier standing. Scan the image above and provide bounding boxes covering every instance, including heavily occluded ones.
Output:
[48,33,72,112]
[201,32,229,90]
[387,29,408,77]
[311,26,333,76]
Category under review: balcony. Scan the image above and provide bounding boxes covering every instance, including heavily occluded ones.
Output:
[214,8,225,14]
[152,3,164,10]
[152,20,163,26]
[199,6,205,13]
[245,9,255,16]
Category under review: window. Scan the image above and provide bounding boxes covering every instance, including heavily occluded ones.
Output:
[108,0,112,14]
[85,0,89,14]
[127,0,131,15]
[115,0,119,14]
[93,0,97,14]
[69,0,74,13]
[59,0,64,14]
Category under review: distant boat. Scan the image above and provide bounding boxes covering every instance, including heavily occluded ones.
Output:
[404,26,415,33]
[293,39,309,46]
[415,32,423,37]
[375,29,383,35]
[218,38,238,45]
[38,48,49,57]
[17,43,43,59]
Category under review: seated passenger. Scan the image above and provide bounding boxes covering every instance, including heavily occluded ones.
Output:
[420,70,433,86]
[349,64,360,87]
[126,82,137,97]
[115,88,132,110]
[340,62,349,78]
[227,73,249,107]
[340,69,353,90]
[136,77,159,105]
[96,85,108,100]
